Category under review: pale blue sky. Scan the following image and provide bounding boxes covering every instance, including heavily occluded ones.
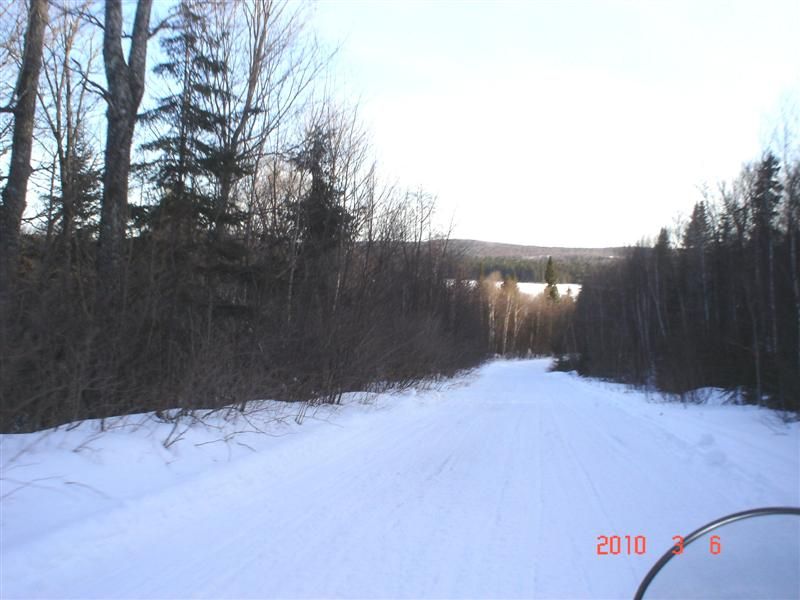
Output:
[310,0,800,247]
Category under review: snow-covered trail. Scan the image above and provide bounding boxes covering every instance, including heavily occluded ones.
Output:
[2,360,798,599]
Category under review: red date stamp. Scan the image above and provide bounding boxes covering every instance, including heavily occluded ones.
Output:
[596,535,722,556]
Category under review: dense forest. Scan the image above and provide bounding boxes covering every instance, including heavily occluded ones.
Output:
[445,240,624,283]
[573,152,800,413]
[476,260,575,358]
[1,1,797,433]
[456,255,616,284]
[0,0,496,432]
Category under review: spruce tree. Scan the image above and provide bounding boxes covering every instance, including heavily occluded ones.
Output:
[683,201,711,328]
[752,153,782,238]
[55,129,102,238]
[683,202,709,250]
[139,0,224,238]
[545,256,559,302]
[291,126,351,259]
[750,153,783,356]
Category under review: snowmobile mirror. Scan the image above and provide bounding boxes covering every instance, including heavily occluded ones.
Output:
[635,507,800,600]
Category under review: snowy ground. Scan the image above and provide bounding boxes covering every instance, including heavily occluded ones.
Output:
[462,280,582,298]
[515,282,581,298]
[1,359,798,599]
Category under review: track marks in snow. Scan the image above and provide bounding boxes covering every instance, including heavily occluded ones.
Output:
[2,359,798,599]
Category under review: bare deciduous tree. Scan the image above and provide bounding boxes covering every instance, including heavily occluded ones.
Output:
[38,0,100,268]
[0,2,27,161]
[0,0,49,293]
[204,0,320,237]
[97,0,153,292]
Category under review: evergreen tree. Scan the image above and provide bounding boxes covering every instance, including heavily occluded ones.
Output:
[750,153,783,356]
[683,201,711,328]
[55,129,102,238]
[652,227,672,340]
[683,201,710,250]
[545,256,559,302]
[291,126,352,259]
[751,153,782,239]
[139,0,224,238]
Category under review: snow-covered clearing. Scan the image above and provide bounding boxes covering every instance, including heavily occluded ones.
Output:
[515,281,581,298]
[2,359,798,599]
[461,280,582,298]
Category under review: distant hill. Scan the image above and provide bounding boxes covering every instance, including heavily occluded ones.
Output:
[441,239,627,283]
[447,239,625,260]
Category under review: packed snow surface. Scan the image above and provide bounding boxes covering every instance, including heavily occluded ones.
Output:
[2,359,798,599]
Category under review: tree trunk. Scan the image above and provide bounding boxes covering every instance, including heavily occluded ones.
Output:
[97,0,153,294]
[98,114,136,287]
[512,303,524,355]
[767,237,777,355]
[791,227,800,374]
[213,173,232,240]
[0,0,49,293]
[487,295,496,352]
[700,244,710,330]
[501,294,512,355]
[650,256,667,340]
